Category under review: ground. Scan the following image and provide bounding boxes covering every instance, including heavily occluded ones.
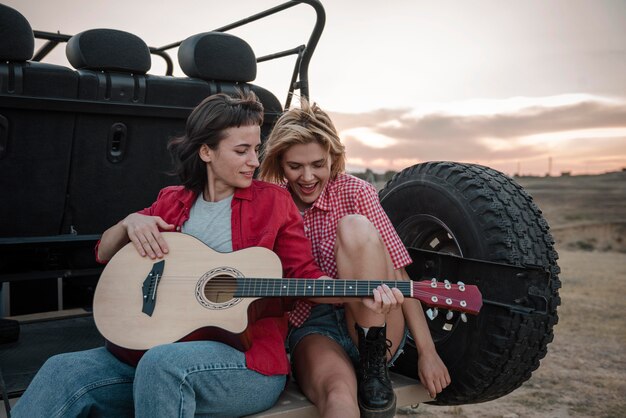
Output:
[398,171,626,418]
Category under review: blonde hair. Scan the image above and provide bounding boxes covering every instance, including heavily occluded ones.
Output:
[259,99,345,183]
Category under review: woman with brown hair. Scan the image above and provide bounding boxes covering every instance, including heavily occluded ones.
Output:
[13,91,331,418]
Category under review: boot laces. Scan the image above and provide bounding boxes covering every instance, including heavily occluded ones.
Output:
[363,338,393,378]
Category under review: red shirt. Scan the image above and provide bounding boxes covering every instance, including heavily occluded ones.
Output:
[300,173,412,277]
[98,180,325,375]
[288,173,412,326]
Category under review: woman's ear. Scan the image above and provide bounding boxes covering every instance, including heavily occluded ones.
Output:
[199,144,212,163]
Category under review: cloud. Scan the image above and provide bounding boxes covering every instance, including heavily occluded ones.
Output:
[329,95,626,174]
[377,100,626,141]
[328,108,411,131]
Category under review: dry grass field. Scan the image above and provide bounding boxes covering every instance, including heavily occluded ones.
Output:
[401,170,626,418]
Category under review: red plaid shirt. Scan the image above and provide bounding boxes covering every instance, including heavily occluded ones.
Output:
[288,173,412,326]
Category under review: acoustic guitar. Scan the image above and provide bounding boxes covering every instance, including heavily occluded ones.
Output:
[94,232,482,351]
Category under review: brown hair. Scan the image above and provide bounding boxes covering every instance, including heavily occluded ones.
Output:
[259,99,345,183]
[168,90,263,193]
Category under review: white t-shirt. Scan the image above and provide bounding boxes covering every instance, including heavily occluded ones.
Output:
[181,193,233,252]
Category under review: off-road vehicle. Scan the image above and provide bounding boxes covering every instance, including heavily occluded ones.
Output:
[0,0,560,415]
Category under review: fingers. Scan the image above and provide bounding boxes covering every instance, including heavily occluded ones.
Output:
[417,352,452,399]
[419,370,435,398]
[391,287,405,304]
[156,217,176,231]
[154,230,170,256]
[427,381,438,399]
[362,284,403,314]
[144,233,164,259]
[124,215,172,259]
[128,229,160,259]
[379,284,401,312]
[361,288,384,314]
[435,373,451,396]
[420,374,441,399]
[419,369,451,399]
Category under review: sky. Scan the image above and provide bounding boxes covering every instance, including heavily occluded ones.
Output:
[7,0,626,176]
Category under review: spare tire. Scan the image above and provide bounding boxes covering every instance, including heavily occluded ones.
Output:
[379,161,561,404]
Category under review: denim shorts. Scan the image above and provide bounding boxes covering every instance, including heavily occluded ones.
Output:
[287,304,408,368]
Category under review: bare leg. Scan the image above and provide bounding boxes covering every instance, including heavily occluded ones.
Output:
[295,215,406,417]
[292,334,360,418]
[335,214,405,357]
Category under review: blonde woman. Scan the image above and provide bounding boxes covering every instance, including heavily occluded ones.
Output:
[260,100,450,418]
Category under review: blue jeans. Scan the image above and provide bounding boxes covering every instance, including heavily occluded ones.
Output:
[11,342,286,418]
[288,304,408,368]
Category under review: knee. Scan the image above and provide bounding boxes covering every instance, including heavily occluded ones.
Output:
[40,352,84,375]
[42,348,125,378]
[135,344,179,380]
[336,215,381,252]
[322,379,358,407]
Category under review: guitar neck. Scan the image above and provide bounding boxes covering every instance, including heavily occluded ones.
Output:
[93,233,482,353]
[234,278,412,298]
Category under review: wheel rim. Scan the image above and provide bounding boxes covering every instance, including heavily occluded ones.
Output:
[396,214,464,344]
[397,214,463,256]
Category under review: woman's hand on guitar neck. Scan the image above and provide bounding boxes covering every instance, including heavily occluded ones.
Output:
[361,284,404,315]
[122,213,175,259]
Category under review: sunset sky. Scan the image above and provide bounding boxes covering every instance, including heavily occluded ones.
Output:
[8,0,626,176]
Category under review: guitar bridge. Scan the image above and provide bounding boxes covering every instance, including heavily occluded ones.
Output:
[142,260,165,316]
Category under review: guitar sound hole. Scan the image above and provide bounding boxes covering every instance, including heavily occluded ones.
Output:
[204,275,237,303]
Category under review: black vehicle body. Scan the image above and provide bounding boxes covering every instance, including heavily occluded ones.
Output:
[0,0,560,412]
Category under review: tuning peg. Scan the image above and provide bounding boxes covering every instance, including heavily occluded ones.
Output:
[426,308,439,320]
[457,281,465,291]
[461,313,468,323]
[430,278,438,288]
[446,310,454,320]
[444,280,451,290]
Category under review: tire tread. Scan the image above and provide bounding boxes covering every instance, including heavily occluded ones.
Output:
[380,161,561,404]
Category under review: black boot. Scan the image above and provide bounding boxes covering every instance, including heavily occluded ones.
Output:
[355,323,396,418]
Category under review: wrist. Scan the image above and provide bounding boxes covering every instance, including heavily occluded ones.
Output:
[414,339,437,356]
[120,214,134,230]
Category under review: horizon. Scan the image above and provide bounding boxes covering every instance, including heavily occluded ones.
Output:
[5,0,626,176]
[347,164,626,178]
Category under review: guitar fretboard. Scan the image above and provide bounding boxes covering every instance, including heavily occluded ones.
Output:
[234,278,412,298]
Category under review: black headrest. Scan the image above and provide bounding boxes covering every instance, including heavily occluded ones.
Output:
[66,29,151,74]
[250,85,282,117]
[178,32,256,82]
[0,3,34,61]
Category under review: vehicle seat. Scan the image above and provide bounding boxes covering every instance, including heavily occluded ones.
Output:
[177,32,283,140]
[63,29,179,235]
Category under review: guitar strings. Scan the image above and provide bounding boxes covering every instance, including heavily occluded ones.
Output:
[136,276,475,309]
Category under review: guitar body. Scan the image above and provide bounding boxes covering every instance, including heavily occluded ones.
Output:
[95,232,482,353]
[93,232,283,351]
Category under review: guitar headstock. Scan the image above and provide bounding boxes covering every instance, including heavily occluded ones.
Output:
[412,279,482,315]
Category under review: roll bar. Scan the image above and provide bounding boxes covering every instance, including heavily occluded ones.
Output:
[32,0,326,108]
